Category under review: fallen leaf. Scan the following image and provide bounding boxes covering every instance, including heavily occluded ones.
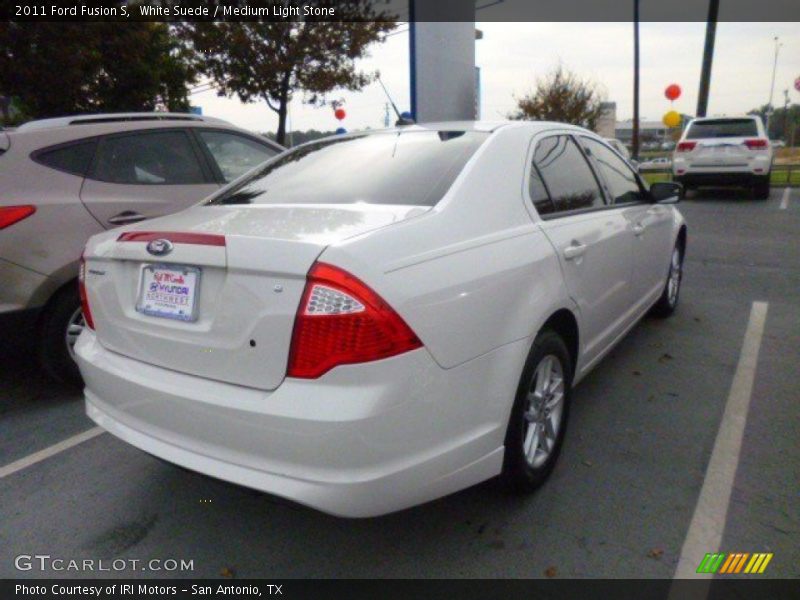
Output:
[632,370,642,377]
[220,566,235,578]
[545,566,557,578]
[581,459,593,467]
[658,353,674,363]
[647,548,664,560]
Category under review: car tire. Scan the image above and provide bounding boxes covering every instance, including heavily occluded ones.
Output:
[753,177,770,200]
[39,284,84,387]
[650,241,684,318]
[501,329,572,493]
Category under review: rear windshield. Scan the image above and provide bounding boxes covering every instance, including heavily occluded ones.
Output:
[206,130,488,207]
[686,119,758,139]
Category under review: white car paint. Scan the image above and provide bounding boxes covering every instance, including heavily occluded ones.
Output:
[75,121,686,517]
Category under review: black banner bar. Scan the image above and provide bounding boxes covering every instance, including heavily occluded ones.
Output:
[2,0,800,23]
[3,579,800,600]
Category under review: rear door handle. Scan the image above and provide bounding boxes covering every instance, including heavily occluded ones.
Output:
[563,243,587,260]
[633,223,645,236]
[108,211,147,225]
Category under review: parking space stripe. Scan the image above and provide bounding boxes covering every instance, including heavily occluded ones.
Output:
[672,301,769,580]
[779,187,790,210]
[0,427,105,479]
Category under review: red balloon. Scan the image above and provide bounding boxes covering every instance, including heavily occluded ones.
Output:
[665,84,681,101]
[334,108,346,121]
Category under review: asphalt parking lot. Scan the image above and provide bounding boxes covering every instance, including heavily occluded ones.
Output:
[1,187,798,579]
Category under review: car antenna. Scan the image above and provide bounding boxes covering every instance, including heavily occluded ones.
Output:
[377,74,414,126]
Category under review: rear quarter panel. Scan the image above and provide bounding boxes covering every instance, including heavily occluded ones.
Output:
[322,125,574,371]
[0,133,104,303]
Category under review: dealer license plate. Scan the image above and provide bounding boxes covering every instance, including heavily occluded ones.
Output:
[136,264,201,322]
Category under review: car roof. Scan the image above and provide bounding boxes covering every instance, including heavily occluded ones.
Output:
[17,112,230,132]
[7,113,284,153]
[312,120,592,144]
[397,120,589,134]
[690,115,758,123]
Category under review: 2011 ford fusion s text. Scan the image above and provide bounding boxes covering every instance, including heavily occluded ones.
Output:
[75,121,686,517]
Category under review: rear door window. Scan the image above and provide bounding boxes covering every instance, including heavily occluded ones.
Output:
[91,131,208,185]
[686,119,758,139]
[35,140,97,176]
[207,130,488,207]
[533,135,604,214]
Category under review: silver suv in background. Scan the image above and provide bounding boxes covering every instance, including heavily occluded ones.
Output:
[672,115,773,199]
[0,113,283,384]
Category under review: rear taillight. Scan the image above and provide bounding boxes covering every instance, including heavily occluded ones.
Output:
[78,254,95,330]
[676,142,697,152]
[0,205,36,230]
[287,262,422,379]
[744,138,768,149]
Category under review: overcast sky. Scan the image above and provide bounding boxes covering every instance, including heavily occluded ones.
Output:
[191,21,800,135]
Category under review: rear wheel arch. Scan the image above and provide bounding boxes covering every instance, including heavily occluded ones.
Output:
[539,308,579,380]
[38,277,83,386]
[677,225,687,254]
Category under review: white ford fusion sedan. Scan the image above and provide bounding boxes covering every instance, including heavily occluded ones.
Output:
[75,121,686,517]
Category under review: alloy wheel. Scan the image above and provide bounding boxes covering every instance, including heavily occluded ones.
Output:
[65,307,85,362]
[522,354,565,468]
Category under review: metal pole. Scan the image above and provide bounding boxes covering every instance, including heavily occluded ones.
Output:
[632,0,640,161]
[766,37,781,134]
[696,0,719,118]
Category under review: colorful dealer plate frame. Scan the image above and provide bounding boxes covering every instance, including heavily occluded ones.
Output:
[136,264,201,322]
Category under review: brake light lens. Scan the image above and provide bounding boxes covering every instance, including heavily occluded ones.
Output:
[78,254,95,330]
[676,142,697,152]
[744,138,768,149]
[287,262,422,378]
[0,205,36,230]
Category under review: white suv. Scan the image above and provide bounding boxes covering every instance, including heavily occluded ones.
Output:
[672,115,773,199]
[0,113,283,384]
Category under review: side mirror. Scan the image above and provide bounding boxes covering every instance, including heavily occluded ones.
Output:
[650,181,682,203]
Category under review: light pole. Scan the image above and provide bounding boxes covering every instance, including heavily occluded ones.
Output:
[632,0,640,161]
[697,0,719,118]
[766,36,782,135]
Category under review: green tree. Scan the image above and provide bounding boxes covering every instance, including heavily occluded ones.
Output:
[510,65,606,130]
[0,21,195,121]
[748,103,800,144]
[179,2,395,145]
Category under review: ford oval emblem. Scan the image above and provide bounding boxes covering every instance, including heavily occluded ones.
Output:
[146,239,174,256]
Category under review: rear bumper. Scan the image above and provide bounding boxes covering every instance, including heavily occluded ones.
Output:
[76,331,525,517]
[673,171,769,187]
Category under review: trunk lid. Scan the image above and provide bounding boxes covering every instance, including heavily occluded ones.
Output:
[85,204,427,390]
[690,137,755,167]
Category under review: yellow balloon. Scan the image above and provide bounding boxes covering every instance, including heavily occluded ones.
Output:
[663,110,681,128]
